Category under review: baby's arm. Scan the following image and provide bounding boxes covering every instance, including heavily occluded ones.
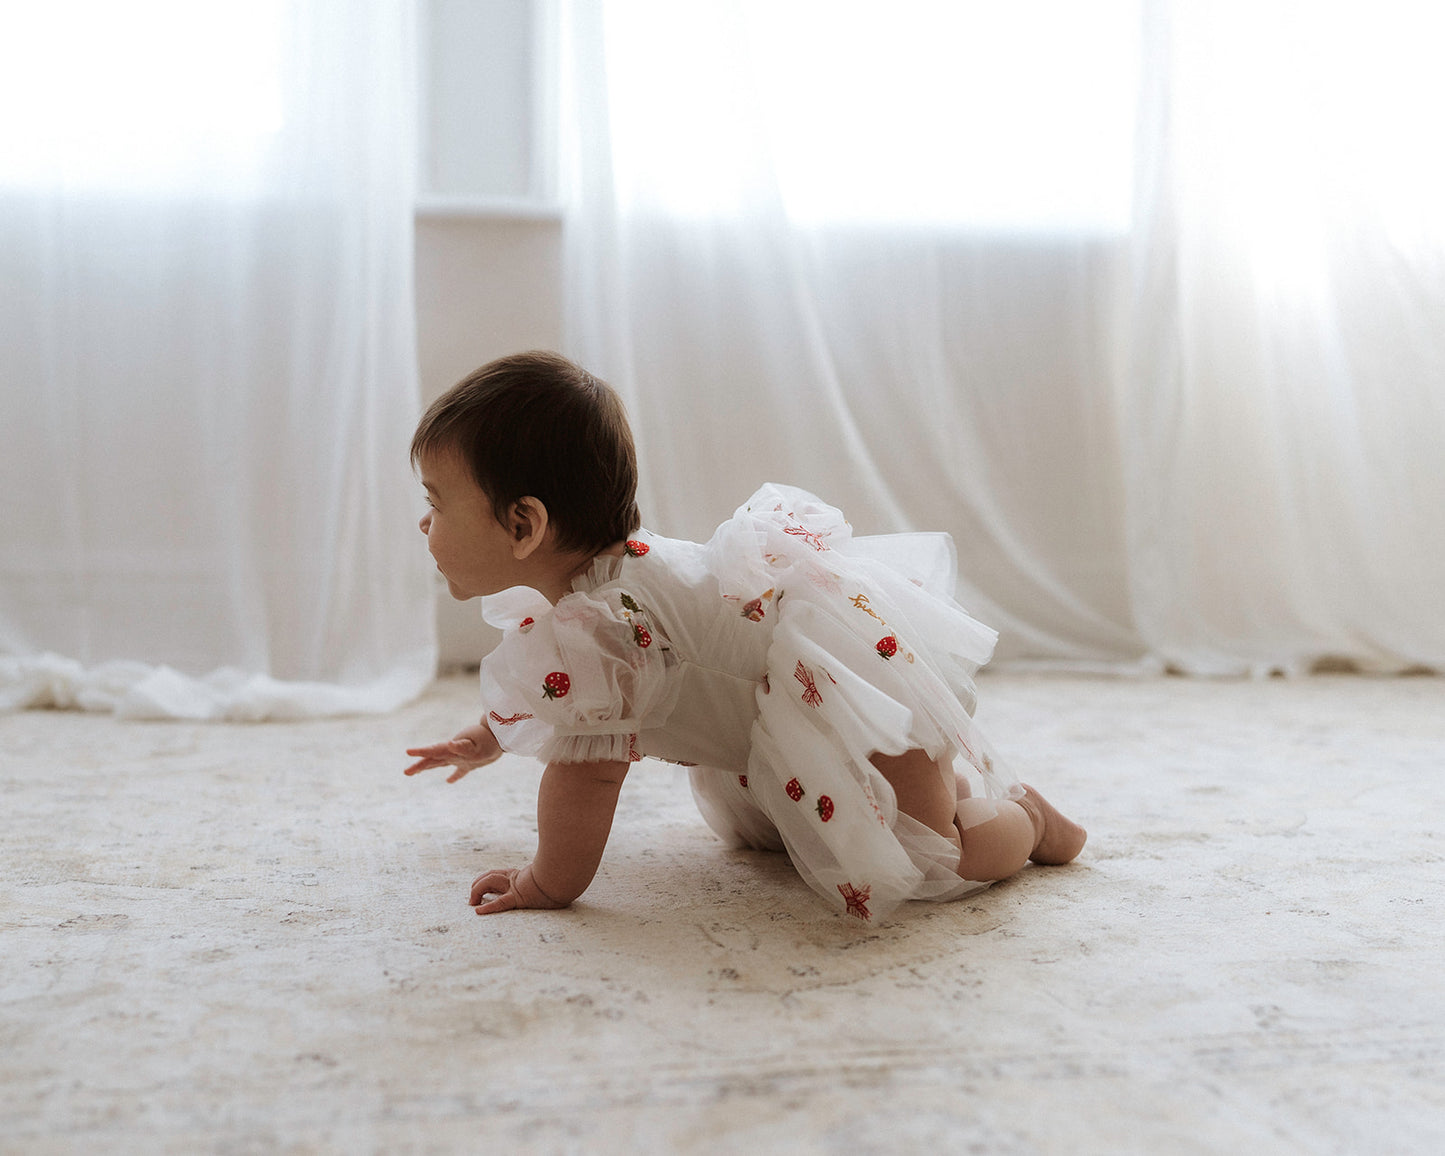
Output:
[404,721,503,782]
[470,758,630,914]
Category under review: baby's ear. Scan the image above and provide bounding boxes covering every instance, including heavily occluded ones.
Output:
[509,496,550,558]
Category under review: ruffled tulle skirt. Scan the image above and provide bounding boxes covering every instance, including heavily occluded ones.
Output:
[688,484,1021,922]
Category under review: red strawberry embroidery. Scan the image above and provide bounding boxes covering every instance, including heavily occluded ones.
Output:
[518,617,535,633]
[542,672,570,699]
[633,623,652,648]
[815,795,835,822]
[624,540,649,557]
[876,635,898,659]
[738,775,748,789]
[785,777,805,802]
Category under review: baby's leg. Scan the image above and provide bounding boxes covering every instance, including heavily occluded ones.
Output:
[871,750,1086,881]
[955,785,1088,879]
[870,749,963,860]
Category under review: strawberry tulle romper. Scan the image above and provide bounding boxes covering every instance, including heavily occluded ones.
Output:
[476,483,1023,922]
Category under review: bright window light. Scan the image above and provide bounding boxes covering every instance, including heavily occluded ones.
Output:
[0,1,285,192]
[603,0,1141,232]
[1175,1,1445,294]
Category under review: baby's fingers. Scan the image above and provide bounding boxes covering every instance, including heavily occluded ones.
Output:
[470,869,523,913]
[403,755,445,776]
[473,892,520,915]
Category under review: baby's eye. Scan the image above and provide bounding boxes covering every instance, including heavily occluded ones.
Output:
[423,494,437,509]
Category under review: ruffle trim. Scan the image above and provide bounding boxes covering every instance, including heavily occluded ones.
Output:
[540,730,638,765]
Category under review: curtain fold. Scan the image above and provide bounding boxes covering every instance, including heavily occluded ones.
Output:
[560,0,1145,667]
[561,0,1444,674]
[0,1,435,718]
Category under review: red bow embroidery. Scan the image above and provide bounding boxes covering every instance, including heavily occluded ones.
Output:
[837,882,872,920]
[783,524,830,551]
[794,661,823,708]
[489,710,535,726]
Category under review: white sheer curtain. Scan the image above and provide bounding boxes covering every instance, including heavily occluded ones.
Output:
[1125,0,1445,674]
[0,1,436,718]
[562,0,1445,674]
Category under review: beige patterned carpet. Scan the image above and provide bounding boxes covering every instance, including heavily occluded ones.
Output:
[3,672,1443,1154]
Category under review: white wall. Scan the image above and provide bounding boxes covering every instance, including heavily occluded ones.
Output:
[414,0,562,669]
[415,215,563,668]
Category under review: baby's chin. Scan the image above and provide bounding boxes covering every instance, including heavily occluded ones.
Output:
[440,573,477,601]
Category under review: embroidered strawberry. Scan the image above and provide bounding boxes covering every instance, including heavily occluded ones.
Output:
[518,617,535,633]
[876,635,898,659]
[632,623,652,648]
[624,540,649,557]
[542,671,571,699]
[815,795,835,822]
[785,777,805,802]
[738,775,749,789]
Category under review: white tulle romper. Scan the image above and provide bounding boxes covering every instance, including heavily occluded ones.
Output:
[477,484,1022,922]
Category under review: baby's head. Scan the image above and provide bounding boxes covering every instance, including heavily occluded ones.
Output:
[410,351,640,556]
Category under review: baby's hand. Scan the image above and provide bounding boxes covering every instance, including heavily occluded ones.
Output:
[404,723,502,783]
[469,865,569,915]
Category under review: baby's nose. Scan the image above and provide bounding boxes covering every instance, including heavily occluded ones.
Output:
[419,511,432,533]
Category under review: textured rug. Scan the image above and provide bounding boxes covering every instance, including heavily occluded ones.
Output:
[3,673,1443,1153]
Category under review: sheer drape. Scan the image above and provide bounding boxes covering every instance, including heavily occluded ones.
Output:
[1124,0,1445,673]
[0,2,435,718]
[561,1,1144,666]
[562,0,1445,674]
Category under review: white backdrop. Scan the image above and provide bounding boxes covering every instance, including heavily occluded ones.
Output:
[2,2,1441,720]
[0,2,435,717]
[562,0,1445,675]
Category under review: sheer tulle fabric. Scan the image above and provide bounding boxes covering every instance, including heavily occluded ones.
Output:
[478,484,1021,920]
[479,583,680,766]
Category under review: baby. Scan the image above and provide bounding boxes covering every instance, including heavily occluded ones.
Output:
[404,352,1084,922]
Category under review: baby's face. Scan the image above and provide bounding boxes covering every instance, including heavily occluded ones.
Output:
[416,448,519,600]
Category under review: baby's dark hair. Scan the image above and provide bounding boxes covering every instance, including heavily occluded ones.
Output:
[411,351,640,555]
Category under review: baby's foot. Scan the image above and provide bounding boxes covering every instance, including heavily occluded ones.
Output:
[1018,785,1087,865]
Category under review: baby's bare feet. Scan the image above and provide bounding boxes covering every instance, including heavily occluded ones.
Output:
[1018,785,1087,865]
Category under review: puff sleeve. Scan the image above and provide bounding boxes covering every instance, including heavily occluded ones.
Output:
[478,584,682,764]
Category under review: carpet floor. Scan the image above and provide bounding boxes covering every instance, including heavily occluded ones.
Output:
[3,672,1442,1154]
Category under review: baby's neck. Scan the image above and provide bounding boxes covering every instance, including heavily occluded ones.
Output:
[534,540,626,603]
